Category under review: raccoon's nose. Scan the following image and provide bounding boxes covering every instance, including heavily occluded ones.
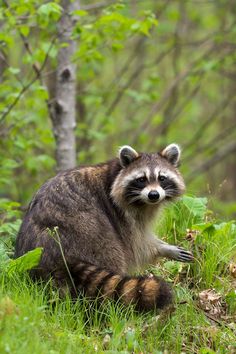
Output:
[148,190,160,201]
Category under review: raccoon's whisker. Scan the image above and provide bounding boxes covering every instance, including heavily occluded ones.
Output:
[127,188,142,192]
[126,192,140,198]
[128,195,142,204]
[165,189,180,197]
[126,189,141,193]
[126,191,141,196]
[128,194,140,200]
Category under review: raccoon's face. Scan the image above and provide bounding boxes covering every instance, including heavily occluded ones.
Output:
[111,144,185,208]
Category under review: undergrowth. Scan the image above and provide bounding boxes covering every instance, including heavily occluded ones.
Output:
[0,196,235,353]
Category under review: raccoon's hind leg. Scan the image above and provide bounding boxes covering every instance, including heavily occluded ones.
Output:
[70,261,172,311]
[155,239,194,263]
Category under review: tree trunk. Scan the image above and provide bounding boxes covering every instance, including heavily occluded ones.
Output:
[50,0,80,171]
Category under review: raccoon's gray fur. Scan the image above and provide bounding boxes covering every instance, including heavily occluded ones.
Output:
[15,144,193,311]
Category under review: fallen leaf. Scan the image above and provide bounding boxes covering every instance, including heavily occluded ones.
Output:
[198,289,226,318]
[0,296,19,318]
[229,263,236,278]
[102,334,111,349]
[185,229,199,241]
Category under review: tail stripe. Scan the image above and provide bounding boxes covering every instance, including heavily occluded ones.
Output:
[72,264,98,289]
[102,274,122,298]
[94,272,116,297]
[132,276,145,306]
[86,270,110,296]
[114,276,131,298]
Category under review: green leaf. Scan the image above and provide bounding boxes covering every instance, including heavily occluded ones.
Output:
[0,219,22,237]
[6,248,43,276]
[0,244,10,271]
[192,222,215,233]
[71,10,88,17]
[163,260,183,276]
[182,196,207,220]
[1,159,19,170]
[37,3,62,17]
[19,25,30,37]
[8,67,21,75]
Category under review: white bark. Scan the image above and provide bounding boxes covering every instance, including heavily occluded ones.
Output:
[50,0,80,171]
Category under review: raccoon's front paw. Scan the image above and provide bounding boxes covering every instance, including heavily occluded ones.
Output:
[174,247,194,262]
[162,245,194,262]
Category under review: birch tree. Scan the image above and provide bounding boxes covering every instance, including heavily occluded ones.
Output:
[50,0,80,171]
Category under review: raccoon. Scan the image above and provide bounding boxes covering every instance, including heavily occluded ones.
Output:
[15,144,193,311]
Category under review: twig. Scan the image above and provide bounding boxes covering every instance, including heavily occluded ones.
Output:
[186,141,236,183]
[1,0,59,124]
[132,42,235,146]
[155,1,184,139]
[0,76,38,124]
[81,0,117,11]
[146,83,202,150]
[131,43,215,145]
[19,33,43,83]
[0,36,57,124]
[103,36,146,106]
[104,47,173,120]
[184,122,236,164]
[102,0,170,103]
[195,304,236,333]
[183,93,236,150]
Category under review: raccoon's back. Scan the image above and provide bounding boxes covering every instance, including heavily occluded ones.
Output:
[14,163,127,271]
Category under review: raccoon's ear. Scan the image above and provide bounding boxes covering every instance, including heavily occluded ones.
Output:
[119,145,139,167]
[160,143,181,166]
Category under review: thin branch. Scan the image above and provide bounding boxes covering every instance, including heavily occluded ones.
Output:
[102,0,170,101]
[157,0,185,139]
[146,83,202,150]
[0,124,14,137]
[0,49,25,89]
[186,141,236,183]
[131,42,216,145]
[184,122,236,164]
[81,0,117,11]
[0,76,39,124]
[19,32,43,83]
[103,36,146,106]
[183,93,236,150]
[218,70,236,81]
[88,0,171,123]
[130,31,236,146]
[104,47,173,119]
[0,36,57,124]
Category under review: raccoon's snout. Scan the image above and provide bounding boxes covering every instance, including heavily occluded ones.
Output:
[148,190,160,202]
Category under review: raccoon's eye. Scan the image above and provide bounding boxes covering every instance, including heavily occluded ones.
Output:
[159,175,166,182]
[136,176,147,184]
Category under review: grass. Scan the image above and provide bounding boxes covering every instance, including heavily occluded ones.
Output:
[0,196,236,353]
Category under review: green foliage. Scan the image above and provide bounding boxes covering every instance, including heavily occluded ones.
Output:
[158,196,236,290]
[0,199,22,261]
[6,247,43,276]
[192,221,236,288]
[157,195,208,242]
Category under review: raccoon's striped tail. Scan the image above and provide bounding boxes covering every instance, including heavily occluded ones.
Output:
[70,261,172,311]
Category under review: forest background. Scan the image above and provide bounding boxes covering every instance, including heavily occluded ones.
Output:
[0,0,236,218]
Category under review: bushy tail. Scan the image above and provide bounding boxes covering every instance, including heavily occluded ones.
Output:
[70,261,172,311]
